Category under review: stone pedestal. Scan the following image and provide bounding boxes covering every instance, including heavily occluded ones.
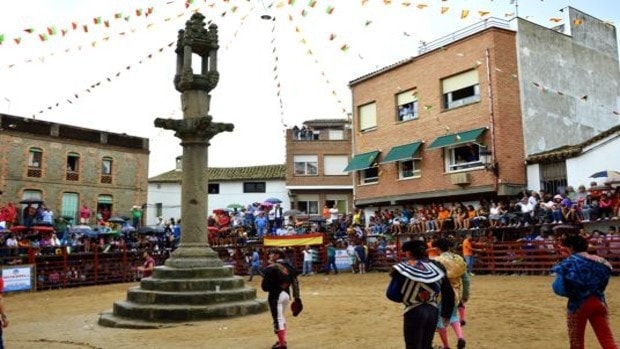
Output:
[98,13,267,329]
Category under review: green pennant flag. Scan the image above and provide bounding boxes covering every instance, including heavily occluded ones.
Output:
[0,34,4,44]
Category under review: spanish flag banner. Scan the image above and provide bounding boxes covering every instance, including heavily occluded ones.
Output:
[263,233,324,247]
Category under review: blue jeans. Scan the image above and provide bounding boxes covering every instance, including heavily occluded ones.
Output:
[303,260,312,275]
[464,255,474,273]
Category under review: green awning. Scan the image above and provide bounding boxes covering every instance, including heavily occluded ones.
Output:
[428,127,487,149]
[380,141,423,164]
[97,195,113,204]
[343,151,380,172]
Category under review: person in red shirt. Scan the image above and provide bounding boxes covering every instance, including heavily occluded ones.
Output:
[137,251,155,279]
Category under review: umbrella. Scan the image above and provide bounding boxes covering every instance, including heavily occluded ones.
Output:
[68,225,94,234]
[283,209,302,216]
[226,203,244,209]
[121,225,136,233]
[264,197,282,204]
[19,198,44,205]
[107,216,127,224]
[137,225,165,235]
[590,170,620,178]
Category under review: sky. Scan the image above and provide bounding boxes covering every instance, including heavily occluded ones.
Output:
[1,0,619,177]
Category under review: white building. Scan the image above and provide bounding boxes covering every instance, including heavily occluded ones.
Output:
[147,157,288,224]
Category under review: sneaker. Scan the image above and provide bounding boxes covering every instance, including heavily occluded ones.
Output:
[457,338,466,349]
[558,221,563,224]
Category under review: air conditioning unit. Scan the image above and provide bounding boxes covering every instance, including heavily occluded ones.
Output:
[450,172,471,185]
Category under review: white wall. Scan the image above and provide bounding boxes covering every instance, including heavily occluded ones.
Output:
[146,179,290,224]
[566,134,620,187]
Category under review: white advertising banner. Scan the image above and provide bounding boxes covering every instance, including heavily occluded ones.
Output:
[2,265,33,292]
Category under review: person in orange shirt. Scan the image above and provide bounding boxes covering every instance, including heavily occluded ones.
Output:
[437,206,451,231]
[426,236,440,258]
[462,233,475,275]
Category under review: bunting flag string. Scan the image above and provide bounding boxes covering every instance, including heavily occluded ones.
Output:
[286,12,349,117]
[223,4,257,50]
[0,6,192,71]
[267,16,286,125]
[0,3,164,47]
[30,40,175,119]
[529,80,620,117]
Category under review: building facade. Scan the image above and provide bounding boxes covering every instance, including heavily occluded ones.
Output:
[286,119,353,215]
[348,19,526,210]
[347,8,619,212]
[147,160,288,224]
[0,113,149,223]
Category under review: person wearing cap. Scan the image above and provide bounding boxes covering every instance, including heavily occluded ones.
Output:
[261,248,300,349]
[386,240,454,349]
[551,231,617,349]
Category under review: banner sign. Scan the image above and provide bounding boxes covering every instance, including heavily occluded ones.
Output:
[263,233,324,247]
[2,265,34,293]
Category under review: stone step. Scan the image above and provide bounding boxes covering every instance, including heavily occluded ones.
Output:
[139,276,245,292]
[109,299,268,323]
[153,265,234,279]
[126,286,258,305]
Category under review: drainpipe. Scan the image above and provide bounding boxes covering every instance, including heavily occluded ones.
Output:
[485,48,499,193]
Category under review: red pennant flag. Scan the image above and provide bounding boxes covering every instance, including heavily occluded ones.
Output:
[83,25,89,33]
[136,9,143,16]
[104,20,110,28]
[114,12,123,19]
[24,28,34,33]
[147,7,154,14]
[72,22,78,30]
[14,37,21,44]
[38,33,48,41]
[47,26,57,35]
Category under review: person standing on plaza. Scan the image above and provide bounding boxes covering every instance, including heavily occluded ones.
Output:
[386,240,454,349]
[247,247,262,282]
[354,240,367,274]
[462,233,475,275]
[324,242,338,275]
[0,274,9,349]
[261,248,301,349]
[432,238,470,349]
[551,232,617,349]
[137,250,155,279]
[302,245,313,276]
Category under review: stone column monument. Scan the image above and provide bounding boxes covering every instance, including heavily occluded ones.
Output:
[99,13,267,328]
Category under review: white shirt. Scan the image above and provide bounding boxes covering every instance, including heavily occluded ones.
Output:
[329,208,339,222]
[303,249,313,262]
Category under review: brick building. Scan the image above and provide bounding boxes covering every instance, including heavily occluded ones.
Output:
[286,119,353,215]
[0,113,149,223]
[348,18,525,209]
[347,8,619,211]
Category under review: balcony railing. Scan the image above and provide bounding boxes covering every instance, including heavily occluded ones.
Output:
[418,17,513,54]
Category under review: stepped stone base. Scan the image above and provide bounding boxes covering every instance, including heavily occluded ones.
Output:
[98,252,267,329]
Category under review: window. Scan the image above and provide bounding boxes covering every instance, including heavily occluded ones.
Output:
[294,155,318,176]
[399,159,422,179]
[101,157,113,183]
[540,162,567,196]
[442,70,480,109]
[360,166,379,184]
[396,89,418,121]
[28,148,42,177]
[208,183,220,194]
[358,102,377,132]
[243,182,266,193]
[446,144,484,172]
[66,152,80,181]
[328,129,344,140]
[324,155,349,176]
[326,196,347,215]
[155,203,163,218]
[61,192,79,222]
[297,194,319,214]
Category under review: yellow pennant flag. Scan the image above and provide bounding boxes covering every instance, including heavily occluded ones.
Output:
[441,7,449,14]
[417,4,428,10]
[478,10,490,17]
[550,17,562,23]
[461,9,469,19]
[573,19,583,25]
